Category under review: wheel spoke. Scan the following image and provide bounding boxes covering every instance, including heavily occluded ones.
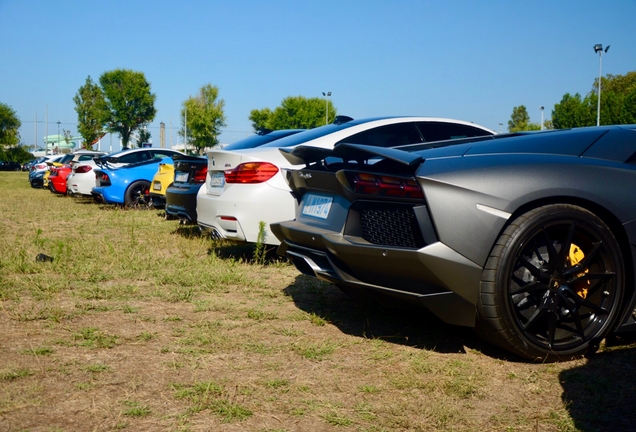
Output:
[520,296,549,330]
[556,222,576,272]
[510,280,547,296]
[518,256,543,279]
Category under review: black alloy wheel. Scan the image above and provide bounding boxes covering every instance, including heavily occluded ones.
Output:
[125,181,152,208]
[477,204,624,361]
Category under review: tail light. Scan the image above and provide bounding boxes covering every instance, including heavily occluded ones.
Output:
[75,165,93,174]
[224,162,279,184]
[193,165,207,183]
[348,173,424,199]
[49,167,58,174]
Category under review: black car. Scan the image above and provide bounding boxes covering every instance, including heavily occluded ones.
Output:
[272,125,636,362]
[0,161,22,171]
[165,129,304,224]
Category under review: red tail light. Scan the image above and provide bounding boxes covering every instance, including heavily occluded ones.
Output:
[97,172,110,182]
[224,162,279,184]
[350,173,424,199]
[193,165,207,183]
[75,165,93,174]
[49,167,58,174]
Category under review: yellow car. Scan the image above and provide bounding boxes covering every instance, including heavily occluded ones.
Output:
[149,159,174,208]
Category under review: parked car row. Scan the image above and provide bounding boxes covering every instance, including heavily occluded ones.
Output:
[28,117,635,362]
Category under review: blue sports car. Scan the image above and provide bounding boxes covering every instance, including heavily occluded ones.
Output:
[92,157,175,207]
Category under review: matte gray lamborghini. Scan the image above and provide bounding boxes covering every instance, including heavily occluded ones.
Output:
[271,125,636,361]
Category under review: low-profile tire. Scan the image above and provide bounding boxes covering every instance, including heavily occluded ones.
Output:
[476,204,624,362]
[124,181,151,208]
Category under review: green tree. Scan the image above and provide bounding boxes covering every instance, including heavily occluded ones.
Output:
[98,69,157,148]
[0,102,21,147]
[134,126,151,148]
[249,108,272,132]
[179,84,226,154]
[249,96,336,132]
[551,93,595,129]
[508,105,540,132]
[0,144,32,164]
[74,76,106,150]
[552,71,636,128]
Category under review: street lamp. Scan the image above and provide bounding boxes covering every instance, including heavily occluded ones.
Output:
[322,91,331,125]
[498,123,503,134]
[540,106,544,130]
[594,43,610,126]
[56,121,61,154]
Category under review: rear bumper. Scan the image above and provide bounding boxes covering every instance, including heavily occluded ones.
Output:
[165,184,202,222]
[272,220,482,327]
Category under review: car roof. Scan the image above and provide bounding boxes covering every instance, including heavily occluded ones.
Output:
[257,116,494,150]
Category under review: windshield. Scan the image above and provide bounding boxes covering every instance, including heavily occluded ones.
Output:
[259,121,362,148]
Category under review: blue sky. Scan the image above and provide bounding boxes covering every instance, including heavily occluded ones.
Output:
[1,0,634,152]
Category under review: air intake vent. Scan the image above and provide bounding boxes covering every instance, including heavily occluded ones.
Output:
[359,207,424,248]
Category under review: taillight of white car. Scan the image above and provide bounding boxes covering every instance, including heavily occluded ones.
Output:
[224,162,279,184]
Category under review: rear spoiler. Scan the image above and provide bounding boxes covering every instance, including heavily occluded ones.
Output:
[279,143,424,167]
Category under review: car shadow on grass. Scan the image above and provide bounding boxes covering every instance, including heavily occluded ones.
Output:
[560,337,636,432]
[284,273,521,359]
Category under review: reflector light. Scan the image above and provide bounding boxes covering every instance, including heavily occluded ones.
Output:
[351,173,423,199]
[224,162,279,184]
[220,216,237,221]
[193,166,207,183]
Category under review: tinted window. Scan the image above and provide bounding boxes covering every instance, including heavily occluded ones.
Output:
[337,123,422,147]
[259,122,362,148]
[115,152,145,164]
[416,122,492,142]
[224,130,304,150]
[150,150,179,160]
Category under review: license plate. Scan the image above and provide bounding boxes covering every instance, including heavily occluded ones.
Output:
[302,194,333,219]
[175,172,189,183]
[209,171,225,187]
[153,182,162,191]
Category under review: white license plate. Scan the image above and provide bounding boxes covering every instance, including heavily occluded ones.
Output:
[153,182,162,191]
[209,171,225,187]
[302,194,333,219]
[175,172,189,183]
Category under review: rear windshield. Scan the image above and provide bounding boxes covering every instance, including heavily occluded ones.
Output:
[259,122,361,148]
[223,130,304,150]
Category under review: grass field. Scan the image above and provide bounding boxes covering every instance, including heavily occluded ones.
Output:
[1,171,636,432]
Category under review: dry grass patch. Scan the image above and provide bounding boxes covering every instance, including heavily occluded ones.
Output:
[2,171,636,431]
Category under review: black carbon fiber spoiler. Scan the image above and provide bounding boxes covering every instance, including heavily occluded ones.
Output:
[279,143,424,167]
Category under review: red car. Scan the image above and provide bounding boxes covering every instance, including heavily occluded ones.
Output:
[48,164,73,194]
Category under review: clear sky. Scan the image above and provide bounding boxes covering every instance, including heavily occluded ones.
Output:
[1,0,634,152]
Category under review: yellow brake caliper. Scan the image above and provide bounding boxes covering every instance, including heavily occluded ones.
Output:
[567,244,590,299]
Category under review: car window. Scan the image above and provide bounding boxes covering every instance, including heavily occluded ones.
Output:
[77,155,95,161]
[337,123,423,147]
[416,122,492,142]
[150,150,178,160]
[115,152,144,164]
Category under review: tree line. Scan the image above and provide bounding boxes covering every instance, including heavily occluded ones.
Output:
[3,68,634,160]
[508,71,636,132]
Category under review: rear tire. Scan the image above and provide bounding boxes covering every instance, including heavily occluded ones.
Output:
[476,204,624,362]
[125,181,151,208]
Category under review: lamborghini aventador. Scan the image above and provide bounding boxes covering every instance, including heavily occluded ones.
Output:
[271,125,636,362]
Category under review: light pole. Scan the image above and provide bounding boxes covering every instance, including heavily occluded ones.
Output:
[322,91,331,125]
[498,123,503,134]
[56,121,61,153]
[594,43,610,126]
[540,106,544,130]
